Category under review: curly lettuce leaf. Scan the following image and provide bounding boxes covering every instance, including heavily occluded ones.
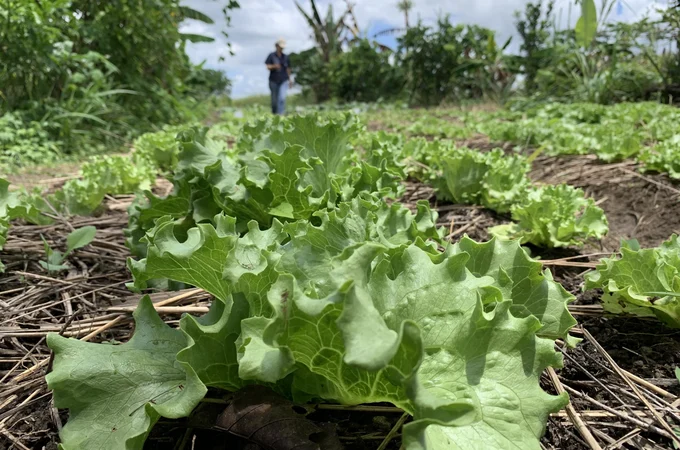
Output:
[129,115,401,235]
[123,197,567,450]
[130,214,285,304]
[367,245,567,449]
[442,149,529,213]
[1,178,52,270]
[491,184,608,248]
[80,155,156,195]
[129,214,238,300]
[262,243,567,449]
[259,145,326,220]
[177,296,251,390]
[453,236,577,341]
[262,269,421,409]
[403,303,566,450]
[261,114,360,195]
[280,193,443,296]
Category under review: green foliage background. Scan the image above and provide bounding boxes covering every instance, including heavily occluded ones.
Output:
[0,0,239,167]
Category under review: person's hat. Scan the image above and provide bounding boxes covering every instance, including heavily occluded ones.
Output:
[276,38,287,49]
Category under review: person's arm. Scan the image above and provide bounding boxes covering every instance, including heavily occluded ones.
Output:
[265,54,281,71]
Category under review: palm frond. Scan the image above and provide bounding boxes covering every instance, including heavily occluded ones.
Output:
[373,27,405,38]
[296,1,326,46]
[178,6,214,24]
[310,0,323,26]
[180,33,215,43]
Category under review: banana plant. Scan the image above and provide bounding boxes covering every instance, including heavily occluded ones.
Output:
[575,0,597,48]
[178,3,240,43]
[294,0,355,101]
[295,0,351,65]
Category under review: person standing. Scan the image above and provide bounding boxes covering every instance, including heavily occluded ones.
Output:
[265,39,293,115]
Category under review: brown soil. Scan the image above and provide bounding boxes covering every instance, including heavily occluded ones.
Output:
[588,175,680,250]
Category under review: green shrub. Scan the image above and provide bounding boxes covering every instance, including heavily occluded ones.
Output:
[329,40,404,103]
[0,113,61,167]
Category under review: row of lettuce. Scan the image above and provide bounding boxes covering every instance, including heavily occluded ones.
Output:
[373,101,680,178]
[382,135,609,248]
[2,109,678,324]
[2,109,679,325]
[0,110,678,449]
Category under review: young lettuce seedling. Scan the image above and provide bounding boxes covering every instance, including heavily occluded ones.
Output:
[40,226,97,272]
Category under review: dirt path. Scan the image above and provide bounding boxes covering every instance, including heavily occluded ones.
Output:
[1,162,82,191]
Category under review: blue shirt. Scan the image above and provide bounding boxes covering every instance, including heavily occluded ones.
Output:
[265,52,290,84]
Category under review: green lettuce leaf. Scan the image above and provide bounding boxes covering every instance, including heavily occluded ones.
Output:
[442,149,529,213]
[130,214,286,304]
[178,296,250,390]
[585,235,680,327]
[130,115,400,234]
[124,183,193,258]
[80,155,156,195]
[1,178,52,270]
[402,303,566,450]
[491,184,608,248]
[258,114,360,195]
[280,193,443,296]
[46,296,206,450]
[262,269,420,409]
[453,236,577,340]
[132,125,186,172]
[262,243,567,449]
[366,245,567,449]
[260,145,325,220]
[129,214,239,300]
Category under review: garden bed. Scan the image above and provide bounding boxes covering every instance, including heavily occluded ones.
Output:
[1,151,680,450]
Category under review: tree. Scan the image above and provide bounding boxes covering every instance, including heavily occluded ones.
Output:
[397,0,414,29]
[514,0,555,93]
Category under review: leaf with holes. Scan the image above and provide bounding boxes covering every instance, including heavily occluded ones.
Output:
[46,296,206,450]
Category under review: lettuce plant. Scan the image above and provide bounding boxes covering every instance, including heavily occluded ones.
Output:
[585,236,680,327]
[442,148,530,212]
[45,112,584,449]
[491,184,608,248]
[20,154,157,218]
[132,125,187,172]
[80,155,156,195]
[640,136,680,180]
[47,192,576,450]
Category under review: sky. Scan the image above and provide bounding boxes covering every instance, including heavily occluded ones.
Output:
[180,0,668,98]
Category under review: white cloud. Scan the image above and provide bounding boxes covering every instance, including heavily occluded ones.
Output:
[181,0,666,98]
